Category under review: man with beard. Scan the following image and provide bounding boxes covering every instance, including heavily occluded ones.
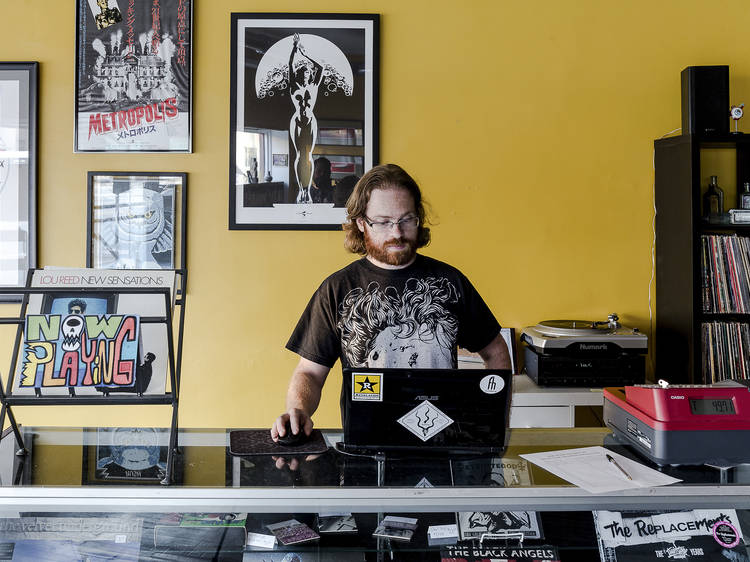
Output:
[271,163,510,442]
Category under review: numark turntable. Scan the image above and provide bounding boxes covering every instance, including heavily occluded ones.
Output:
[520,313,648,387]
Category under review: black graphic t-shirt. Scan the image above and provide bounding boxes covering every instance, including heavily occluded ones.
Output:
[286,254,501,370]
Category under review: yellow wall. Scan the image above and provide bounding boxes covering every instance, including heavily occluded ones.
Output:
[2,0,749,429]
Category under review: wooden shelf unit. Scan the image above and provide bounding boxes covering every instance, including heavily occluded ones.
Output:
[655,133,750,383]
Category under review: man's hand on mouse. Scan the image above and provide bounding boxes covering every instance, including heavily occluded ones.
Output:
[270,409,318,471]
[271,408,313,442]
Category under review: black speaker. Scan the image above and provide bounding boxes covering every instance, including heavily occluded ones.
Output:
[681,65,729,135]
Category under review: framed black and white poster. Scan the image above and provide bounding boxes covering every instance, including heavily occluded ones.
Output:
[82,427,171,484]
[86,172,187,270]
[229,13,379,230]
[74,0,192,152]
[0,62,37,301]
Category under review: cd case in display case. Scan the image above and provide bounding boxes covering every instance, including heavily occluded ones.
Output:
[266,519,320,545]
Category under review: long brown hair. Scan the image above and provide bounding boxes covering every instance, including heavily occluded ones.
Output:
[343,164,431,255]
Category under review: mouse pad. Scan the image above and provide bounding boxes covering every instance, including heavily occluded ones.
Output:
[229,429,328,456]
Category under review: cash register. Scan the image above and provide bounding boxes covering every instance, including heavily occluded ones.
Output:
[603,379,750,466]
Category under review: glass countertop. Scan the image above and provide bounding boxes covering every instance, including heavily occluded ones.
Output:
[1,426,749,561]
[0,426,748,514]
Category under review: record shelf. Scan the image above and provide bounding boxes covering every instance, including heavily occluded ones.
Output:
[654,133,750,383]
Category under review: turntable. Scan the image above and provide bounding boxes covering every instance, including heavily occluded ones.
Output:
[521,313,647,387]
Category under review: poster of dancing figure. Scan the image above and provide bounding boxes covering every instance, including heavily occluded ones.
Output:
[229,13,379,230]
[75,0,192,152]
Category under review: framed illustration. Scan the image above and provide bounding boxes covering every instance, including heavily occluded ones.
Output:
[82,427,173,484]
[86,172,187,270]
[74,0,193,152]
[0,62,37,301]
[229,13,379,230]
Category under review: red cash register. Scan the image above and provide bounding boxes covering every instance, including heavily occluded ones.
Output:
[603,380,750,466]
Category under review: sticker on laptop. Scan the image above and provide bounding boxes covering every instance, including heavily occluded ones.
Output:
[397,400,454,442]
[479,374,505,394]
[352,372,383,402]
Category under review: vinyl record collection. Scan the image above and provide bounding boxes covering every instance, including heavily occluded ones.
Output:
[701,321,750,382]
[701,235,750,381]
[701,234,750,313]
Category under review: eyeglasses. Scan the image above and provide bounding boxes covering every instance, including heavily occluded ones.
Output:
[363,215,420,232]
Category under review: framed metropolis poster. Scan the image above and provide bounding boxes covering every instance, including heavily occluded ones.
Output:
[229,13,379,230]
[86,172,187,270]
[0,62,37,301]
[74,0,193,152]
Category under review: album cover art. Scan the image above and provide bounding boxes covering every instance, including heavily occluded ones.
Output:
[266,519,320,545]
[457,511,542,541]
[372,523,413,542]
[441,544,560,562]
[593,509,749,561]
[318,514,358,534]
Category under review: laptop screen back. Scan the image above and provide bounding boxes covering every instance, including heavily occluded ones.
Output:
[341,368,512,454]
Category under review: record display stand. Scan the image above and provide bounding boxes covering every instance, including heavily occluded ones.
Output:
[0,269,187,485]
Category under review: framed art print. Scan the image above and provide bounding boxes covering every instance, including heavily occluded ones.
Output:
[86,172,187,270]
[74,0,193,152]
[0,62,37,301]
[82,427,171,484]
[229,13,379,230]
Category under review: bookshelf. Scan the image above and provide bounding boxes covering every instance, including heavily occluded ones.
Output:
[655,133,750,383]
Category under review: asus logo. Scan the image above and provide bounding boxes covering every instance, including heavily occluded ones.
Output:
[415,395,439,401]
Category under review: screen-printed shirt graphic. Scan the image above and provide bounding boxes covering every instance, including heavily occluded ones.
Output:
[287,255,501,370]
[338,277,458,368]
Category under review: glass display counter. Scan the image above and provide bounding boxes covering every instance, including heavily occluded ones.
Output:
[0,426,748,561]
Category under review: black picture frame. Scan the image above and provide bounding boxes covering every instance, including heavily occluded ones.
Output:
[0,62,37,302]
[81,427,176,485]
[74,0,193,152]
[229,13,380,230]
[86,171,187,271]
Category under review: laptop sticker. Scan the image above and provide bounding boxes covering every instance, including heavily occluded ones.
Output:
[397,400,454,441]
[352,372,383,402]
[479,374,505,394]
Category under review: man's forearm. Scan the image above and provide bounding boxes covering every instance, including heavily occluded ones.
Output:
[479,335,512,370]
[286,369,324,416]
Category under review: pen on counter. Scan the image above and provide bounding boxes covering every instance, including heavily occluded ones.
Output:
[511,469,520,486]
[606,453,633,480]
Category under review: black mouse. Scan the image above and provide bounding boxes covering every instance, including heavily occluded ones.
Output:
[277,421,308,446]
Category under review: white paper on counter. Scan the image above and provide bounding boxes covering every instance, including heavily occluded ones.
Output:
[520,446,681,493]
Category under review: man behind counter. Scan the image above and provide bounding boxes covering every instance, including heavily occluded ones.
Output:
[271,163,511,441]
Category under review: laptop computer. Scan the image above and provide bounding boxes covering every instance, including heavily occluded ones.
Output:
[340,368,512,455]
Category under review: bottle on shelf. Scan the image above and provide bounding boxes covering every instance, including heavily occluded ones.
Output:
[740,182,750,210]
[703,175,724,220]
